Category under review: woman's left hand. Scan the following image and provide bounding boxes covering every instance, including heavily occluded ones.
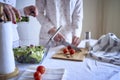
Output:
[24,5,38,17]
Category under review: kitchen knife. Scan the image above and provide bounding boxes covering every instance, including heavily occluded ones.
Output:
[40,26,63,64]
[60,40,81,51]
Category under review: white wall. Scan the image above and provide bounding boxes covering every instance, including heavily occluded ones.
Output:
[103,0,120,38]
[81,0,103,39]
[82,0,120,39]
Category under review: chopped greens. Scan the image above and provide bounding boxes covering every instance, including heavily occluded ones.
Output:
[13,45,45,64]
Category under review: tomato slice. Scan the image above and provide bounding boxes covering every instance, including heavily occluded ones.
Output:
[37,65,46,74]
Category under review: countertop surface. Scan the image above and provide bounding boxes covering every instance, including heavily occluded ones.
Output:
[10,39,120,80]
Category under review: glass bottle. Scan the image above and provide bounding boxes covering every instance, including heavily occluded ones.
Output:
[85,32,91,50]
[16,16,29,22]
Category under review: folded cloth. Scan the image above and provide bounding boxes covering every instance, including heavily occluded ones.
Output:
[89,33,120,65]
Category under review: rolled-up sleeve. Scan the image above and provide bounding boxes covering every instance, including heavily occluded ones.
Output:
[72,0,83,38]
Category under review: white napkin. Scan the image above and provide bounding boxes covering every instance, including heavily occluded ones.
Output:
[89,33,120,65]
[18,66,66,80]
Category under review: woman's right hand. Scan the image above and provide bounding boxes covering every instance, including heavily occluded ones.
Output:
[48,27,65,42]
[0,3,21,23]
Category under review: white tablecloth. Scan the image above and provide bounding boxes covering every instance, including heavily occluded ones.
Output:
[10,40,120,80]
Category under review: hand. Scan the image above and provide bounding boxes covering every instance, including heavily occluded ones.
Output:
[72,36,81,47]
[48,27,56,35]
[24,5,38,17]
[48,27,65,42]
[0,3,21,23]
[54,33,65,42]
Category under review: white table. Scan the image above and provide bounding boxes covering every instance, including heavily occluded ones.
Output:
[11,40,120,80]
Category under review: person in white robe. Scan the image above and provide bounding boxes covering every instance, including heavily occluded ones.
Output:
[36,0,83,47]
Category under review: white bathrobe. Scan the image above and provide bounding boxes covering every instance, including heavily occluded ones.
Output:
[36,0,83,46]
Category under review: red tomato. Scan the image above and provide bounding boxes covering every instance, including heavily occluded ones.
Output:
[37,65,46,74]
[69,49,75,55]
[63,48,69,54]
[33,71,41,79]
[34,76,41,80]
[67,45,72,50]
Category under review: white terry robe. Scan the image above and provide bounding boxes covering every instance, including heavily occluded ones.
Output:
[36,0,83,46]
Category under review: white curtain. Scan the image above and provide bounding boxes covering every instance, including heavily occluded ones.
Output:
[82,0,120,39]
[102,0,120,38]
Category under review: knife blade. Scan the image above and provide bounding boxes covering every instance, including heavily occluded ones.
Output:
[60,40,81,51]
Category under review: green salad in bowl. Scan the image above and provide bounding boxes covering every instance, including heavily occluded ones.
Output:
[13,45,45,64]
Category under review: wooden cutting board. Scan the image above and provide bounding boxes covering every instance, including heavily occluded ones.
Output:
[52,48,88,61]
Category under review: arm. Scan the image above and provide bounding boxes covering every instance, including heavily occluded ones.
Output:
[36,0,54,33]
[0,2,37,23]
[72,0,83,46]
